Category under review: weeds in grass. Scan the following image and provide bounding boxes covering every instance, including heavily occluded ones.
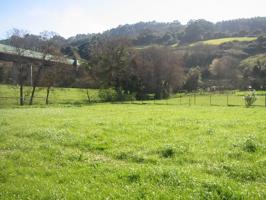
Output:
[159,170,182,186]
[233,135,260,153]
[0,172,8,183]
[159,146,175,158]
[201,181,241,200]
[0,120,9,126]
[127,173,141,183]
[115,151,156,164]
[242,136,258,153]
[115,152,128,160]
[207,128,215,135]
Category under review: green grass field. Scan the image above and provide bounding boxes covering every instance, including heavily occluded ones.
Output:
[1,85,265,108]
[190,37,257,46]
[0,85,99,108]
[0,85,266,199]
[0,103,266,199]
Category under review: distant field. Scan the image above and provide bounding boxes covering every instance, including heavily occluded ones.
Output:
[127,37,257,49]
[190,37,257,46]
[0,104,266,199]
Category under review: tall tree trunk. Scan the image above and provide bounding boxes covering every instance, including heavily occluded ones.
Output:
[18,64,24,106]
[19,83,23,106]
[86,89,91,103]
[45,86,51,105]
[29,86,36,105]
[29,66,42,105]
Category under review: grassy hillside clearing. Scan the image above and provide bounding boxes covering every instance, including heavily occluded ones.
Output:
[190,37,257,46]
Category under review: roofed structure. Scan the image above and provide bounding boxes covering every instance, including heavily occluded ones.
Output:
[0,44,79,66]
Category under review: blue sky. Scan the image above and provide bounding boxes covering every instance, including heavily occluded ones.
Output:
[0,0,266,39]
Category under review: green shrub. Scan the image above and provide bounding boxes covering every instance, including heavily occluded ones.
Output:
[98,88,118,102]
[243,90,257,107]
[98,88,135,102]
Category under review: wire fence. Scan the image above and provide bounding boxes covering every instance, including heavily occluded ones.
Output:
[129,93,266,107]
[1,92,265,108]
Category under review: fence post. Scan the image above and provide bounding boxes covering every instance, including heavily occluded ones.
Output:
[180,95,182,105]
[210,94,212,106]
[194,94,196,105]
[227,94,229,106]
[189,95,191,106]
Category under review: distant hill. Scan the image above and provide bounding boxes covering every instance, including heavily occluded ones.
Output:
[67,17,266,48]
[104,20,184,38]
[1,17,266,49]
[1,17,266,65]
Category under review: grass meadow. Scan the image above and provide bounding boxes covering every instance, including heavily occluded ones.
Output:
[0,85,99,108]
[0,85,265,108]
[190,37,257,46]
[0,85,266,199]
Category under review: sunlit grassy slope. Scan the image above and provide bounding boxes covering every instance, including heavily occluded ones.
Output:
[0,104,266,199]
[190,37,257,46]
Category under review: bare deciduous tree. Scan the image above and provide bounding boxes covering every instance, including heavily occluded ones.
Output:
[29,31,62,105]
[8,29,30,105]
[131,47,184,99]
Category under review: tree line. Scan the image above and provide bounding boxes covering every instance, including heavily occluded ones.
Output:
[0,18,266,105]
[68,17,266,47]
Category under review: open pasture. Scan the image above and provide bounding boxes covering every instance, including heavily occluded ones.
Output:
[0,103,266,199]
[0,85,265,108]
